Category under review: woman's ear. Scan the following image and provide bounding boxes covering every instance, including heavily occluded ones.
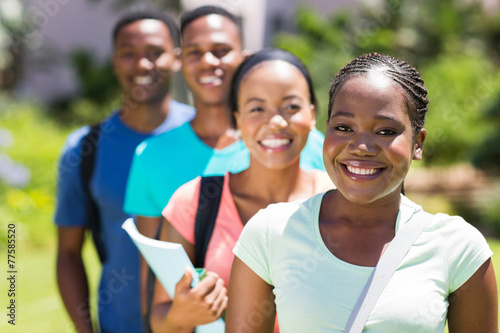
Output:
[233,111,241,129]
[413,128,426,160]
[309,104,316,130]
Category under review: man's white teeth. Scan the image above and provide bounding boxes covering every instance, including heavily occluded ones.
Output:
[346,165,381,175]
[260,138,291,148]
[134,76,154,85]
[199,76,221,84]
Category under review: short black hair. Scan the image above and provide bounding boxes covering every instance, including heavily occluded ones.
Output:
[180,5,243,39]
[112,6,180,47]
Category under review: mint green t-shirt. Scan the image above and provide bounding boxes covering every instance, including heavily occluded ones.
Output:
[234,193,492,332]
[124,122,325,217]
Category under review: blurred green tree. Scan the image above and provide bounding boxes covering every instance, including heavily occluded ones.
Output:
[472,96,500,174]
[0,0,24,92]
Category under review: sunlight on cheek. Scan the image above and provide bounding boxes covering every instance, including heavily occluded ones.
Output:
[220,51,236,63]
[238,122,259,144]
[394,160,411,179]
[156,54,170,66]
[289,113,314,134]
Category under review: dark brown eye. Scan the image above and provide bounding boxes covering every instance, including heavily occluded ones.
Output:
[378,129,397,136]
[334,125,352,132]
[212,48,231,58]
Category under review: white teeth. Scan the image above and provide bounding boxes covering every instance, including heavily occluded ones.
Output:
[260,138,291,148]
[199,76,222,84]
[134,76,154,85]
[346,165,381,175]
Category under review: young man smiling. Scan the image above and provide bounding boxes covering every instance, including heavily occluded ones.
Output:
[54,7,194,333]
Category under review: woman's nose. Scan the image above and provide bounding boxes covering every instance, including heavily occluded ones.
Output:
[268,114,288,128]
[347,133,378,156]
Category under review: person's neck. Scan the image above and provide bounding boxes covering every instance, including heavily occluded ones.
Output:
[231,161,308,204]
[323,189,401,229]
[190,100,238,149]
[119,94,171,133]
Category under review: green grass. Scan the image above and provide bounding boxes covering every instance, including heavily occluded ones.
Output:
[0,239,100,332]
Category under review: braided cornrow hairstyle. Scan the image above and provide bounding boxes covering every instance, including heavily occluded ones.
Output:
[328,53,429,136]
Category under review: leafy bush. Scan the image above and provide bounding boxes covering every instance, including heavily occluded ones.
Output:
[472,96,500,174]
[421,53,500,166]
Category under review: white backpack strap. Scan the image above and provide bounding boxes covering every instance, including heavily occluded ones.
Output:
[345,211,434,333]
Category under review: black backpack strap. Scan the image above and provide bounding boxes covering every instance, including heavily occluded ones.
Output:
[80,123,107,263]
[143,218,164,333]
[194,176,225,268]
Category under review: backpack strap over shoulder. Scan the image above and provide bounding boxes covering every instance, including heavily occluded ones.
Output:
[194,175,225,268]
[80,123,107,263]
[344,211,434,333]
[144,176,224,331]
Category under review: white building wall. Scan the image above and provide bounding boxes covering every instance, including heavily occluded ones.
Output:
[18,0,120,102]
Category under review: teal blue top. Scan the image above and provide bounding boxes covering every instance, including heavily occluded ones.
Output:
[124,122,325,217]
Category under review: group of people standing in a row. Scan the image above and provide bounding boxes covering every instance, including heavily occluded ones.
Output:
[54,4,497,333]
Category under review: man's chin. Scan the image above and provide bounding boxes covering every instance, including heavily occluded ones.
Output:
[195,94,228,107]
[123,92,167,107]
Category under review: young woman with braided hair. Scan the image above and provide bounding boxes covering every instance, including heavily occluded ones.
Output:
[226,53,498,332]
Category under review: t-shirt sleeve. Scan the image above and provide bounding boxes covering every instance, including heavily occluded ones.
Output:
[124,140,160,217]
[300,128,325,171]
[233,208,273,285]
[54,127,90,227]
[443,214,493,293]
[161,177,201,244]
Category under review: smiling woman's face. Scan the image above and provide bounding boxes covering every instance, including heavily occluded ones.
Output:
[323,71,425,206]
[234,60,315,170]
